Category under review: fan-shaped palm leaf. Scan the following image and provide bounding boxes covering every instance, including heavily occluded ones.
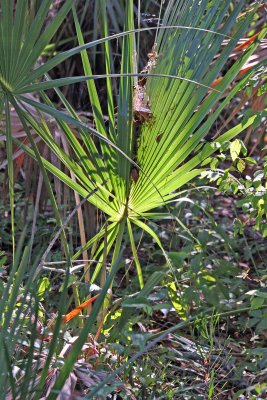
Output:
[1,0,266,292]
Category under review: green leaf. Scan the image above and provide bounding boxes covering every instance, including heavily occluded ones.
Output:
[254,170,264,182]
[256,315,267,334]
[251,297,265,310]
[37,277,50,300]
[166,279,187,319]
[237,159,246,173]
[245,157,257,165]
[230,139,242,162]
[121,297,151,310]
[139,271,165,298]
[210,158,219,170]
[127,219,144,289]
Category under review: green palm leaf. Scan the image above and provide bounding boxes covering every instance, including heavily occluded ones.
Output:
[130,0,264,215]
[1,0,265,291]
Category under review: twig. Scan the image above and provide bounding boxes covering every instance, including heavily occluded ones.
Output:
[34,185,102,278]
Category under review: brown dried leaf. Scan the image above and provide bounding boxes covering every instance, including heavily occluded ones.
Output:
[56,373,77,400]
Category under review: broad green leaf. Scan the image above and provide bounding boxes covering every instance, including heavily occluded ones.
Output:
[230,139,242,162]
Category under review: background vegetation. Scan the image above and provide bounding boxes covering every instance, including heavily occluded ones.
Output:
[0,0,266,398]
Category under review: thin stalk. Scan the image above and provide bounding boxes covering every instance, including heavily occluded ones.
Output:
[95,224,108,332]
[111,219,126,267]
[5,97,15,259]
[127,218,144,288]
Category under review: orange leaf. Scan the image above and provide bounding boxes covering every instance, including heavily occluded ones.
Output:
[234,33,260,52]
[62,294,99,324]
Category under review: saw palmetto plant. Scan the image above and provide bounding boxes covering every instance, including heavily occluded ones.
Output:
[6,0,265,283]
[0,0,266,397]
